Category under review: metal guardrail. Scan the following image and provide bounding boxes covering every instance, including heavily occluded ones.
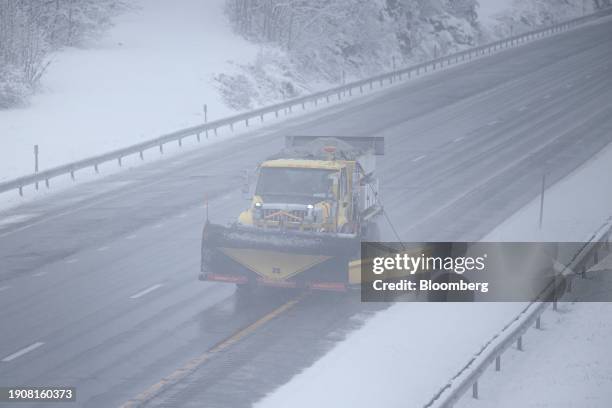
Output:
[1,8,610,197]
[423,218,612,408]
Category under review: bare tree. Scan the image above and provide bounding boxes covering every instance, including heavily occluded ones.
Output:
[0,0,124,108]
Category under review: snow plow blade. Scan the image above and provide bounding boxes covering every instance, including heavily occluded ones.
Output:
[200,221,360,289]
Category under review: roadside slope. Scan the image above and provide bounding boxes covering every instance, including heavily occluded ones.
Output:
[0,0,258,182]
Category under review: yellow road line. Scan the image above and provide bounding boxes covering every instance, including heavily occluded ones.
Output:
[119,295,304,408]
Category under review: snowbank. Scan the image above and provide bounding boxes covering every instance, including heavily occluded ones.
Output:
[456,256,612,408]
[255,302,525,408]
[0,0,258,182]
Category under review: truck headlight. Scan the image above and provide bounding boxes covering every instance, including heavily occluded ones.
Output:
[253,202,263,219]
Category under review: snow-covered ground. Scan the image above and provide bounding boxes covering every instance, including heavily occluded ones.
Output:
[255,302,525,408]
[479,0,594,36]
[456,255,612,408]
[478,0,511,26]
[255,120,612,407]
[0,0,258,183]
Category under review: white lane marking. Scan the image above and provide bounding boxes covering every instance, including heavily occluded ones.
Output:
[152,223,164,229]
[0,286,10,292]
[519,106,528,112]
[126,234,137,240]
[412,155,427,163]
[97,246,110,252]
[33,271,47,277]
[129,284,163,299]
[65,258,78,264]
[487,120,499,126]
[176,213,188,218]
[0,214,40,228]
[453,137,464,142]
[2,342,44,362]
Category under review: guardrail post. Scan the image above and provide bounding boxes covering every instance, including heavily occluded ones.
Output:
[118,157,122,166]
[94,164,99,173]
[45,179,49,188]
[360,85,363,94]
[245,118,249,127]
[536,315,541,329]
[517,336,523,351]
[178,138,182,147]
[196,133,201,142]
[230,122,234,131]
[160,144,164,154]
[214,127,218,136]
[567,275,573,293]
[496,355,501,371]
[34,145,39,190]
[19,186,23,196]
[260,113,264,122]
[472,382,478,399]
[70,170,75,180]
[581,264,587,279]
[539,173,546,229]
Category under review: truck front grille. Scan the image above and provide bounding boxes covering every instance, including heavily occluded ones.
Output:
[262,209,307,223]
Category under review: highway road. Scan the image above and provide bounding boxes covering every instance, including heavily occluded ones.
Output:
[0,16,611,408]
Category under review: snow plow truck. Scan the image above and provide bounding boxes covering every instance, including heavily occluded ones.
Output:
[199,135,384,291]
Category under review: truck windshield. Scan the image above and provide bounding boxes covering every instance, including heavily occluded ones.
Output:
[255,167,336,198]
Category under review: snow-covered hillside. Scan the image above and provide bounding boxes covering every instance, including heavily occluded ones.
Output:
[0,0,258,182]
